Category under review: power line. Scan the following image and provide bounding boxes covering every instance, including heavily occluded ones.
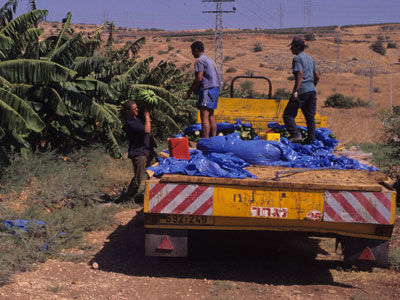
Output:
[237,0,275,28]
[202,0,236,82]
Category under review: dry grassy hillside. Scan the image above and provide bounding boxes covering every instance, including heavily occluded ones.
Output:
[40,22,400,144]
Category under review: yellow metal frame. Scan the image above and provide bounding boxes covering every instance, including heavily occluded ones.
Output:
[196,97,327,135]
[144,182,396,240]
[145,216,390,240]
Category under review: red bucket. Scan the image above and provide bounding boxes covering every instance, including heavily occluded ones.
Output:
[167,137,190,160]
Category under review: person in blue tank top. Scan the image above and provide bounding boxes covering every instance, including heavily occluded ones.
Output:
[283,36,320,144]
[187,41,222,138]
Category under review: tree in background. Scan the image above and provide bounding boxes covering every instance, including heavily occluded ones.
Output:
[0,1,196,173]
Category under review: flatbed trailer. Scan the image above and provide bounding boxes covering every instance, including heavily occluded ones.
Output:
[143,76,397,266]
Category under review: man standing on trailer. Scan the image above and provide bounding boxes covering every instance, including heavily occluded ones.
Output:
[187,41,222,138]
[283,36,320,144]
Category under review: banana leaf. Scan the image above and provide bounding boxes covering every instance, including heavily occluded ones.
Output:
[0,99,31,136]
[0,59,77,83]
[70,56,111,77]
[105,126,122,159]
[63,90,121,129]
[0,87,45,132]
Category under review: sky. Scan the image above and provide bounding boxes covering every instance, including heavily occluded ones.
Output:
[14,0,400,31]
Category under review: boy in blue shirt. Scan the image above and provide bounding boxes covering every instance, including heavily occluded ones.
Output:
[284,37,320,144]
[187,41,222,138]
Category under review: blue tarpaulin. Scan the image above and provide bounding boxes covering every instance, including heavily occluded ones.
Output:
[148,122,377,178]
[148,150,256,179]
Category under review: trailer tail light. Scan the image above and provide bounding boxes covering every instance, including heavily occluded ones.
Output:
[358,246,376,261]
[156,235,174,251]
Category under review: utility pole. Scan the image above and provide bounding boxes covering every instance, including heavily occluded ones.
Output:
[370,67,374,108]
[202,0,236,83]
[336,34,341,77]
[279,1,284,29]
[303,0,311,31]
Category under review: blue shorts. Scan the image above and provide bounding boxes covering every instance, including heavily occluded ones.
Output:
[197,87,219,110]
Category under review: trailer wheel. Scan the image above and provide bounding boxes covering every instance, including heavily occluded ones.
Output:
[339,237,389,268]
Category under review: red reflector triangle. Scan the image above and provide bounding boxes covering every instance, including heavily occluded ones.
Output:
[358,246,376,261]
[157,235,174,251]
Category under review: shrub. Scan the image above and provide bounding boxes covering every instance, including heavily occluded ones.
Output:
[240,80,254,92]
[236,53,246,57]
[324,93,368,108]
[365,34,371,39]
[272,88,291,101]
[176,49,181,53]
[389,248,400,271]
[253,42,262,52]
[287,75,295,81]
[166,37,170,42]
[167,45,174,51]
[223,56,235,62]
[370,40,386,55]
[334,37,342,44]
[226,67,237,73]
[373,87,381,93]
[377,34,385,41]
[388,42,397,49]
[245,70,254,76]
[304,32,316,41]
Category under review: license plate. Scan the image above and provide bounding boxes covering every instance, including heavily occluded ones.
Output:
[159,214,214,225]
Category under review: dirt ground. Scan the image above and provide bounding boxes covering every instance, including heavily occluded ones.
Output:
[0,208,399,300]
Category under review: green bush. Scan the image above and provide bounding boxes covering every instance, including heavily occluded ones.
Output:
[370,40,386,55]
[253,42,262,52]
[324,93,368,108]
[167,45,174,51]
[287,75,295,81]
[0,148,126,286]
[365,34,371,39]
[245,70,254,76]
[389,247,400,271]
[377,34,385,41]
[373,87,381,93]
[239,80,254,92]
[334,37,342,44]
[226,67,237,73]
[223,56,235,62]
[304,32,316,41]
[388,42,397,49]
[272,88,291,101]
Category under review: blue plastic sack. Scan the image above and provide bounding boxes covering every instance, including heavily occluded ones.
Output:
[182,119,252,137]
[198,133,286,165]
[3,219,46,233]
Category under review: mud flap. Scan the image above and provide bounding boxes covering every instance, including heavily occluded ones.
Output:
[340,237,389,268]
[145,229,188,257]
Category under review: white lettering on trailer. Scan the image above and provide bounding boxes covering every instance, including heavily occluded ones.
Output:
[251,207,288,218]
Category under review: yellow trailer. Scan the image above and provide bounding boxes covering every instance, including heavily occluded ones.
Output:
[143,76,396,267]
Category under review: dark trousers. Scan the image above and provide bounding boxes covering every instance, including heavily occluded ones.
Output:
[283,91,317,140]
[127,153,156,198]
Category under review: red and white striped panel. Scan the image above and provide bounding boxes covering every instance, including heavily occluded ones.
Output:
[324,191,392,224]
[148,183,213,215]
